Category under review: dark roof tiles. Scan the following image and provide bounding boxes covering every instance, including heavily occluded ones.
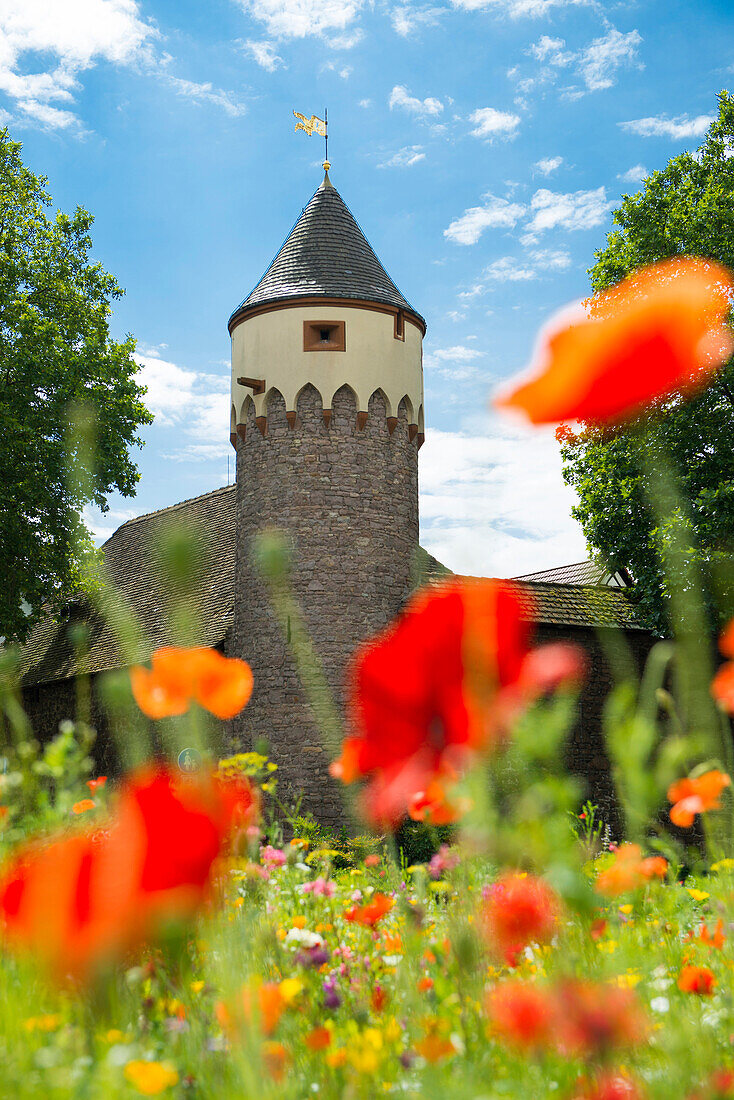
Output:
[229,178,425,329]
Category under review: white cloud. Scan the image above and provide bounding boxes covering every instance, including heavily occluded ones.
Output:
[425,345,484,381]
[483,256,537,282]
[389,84,443,116]
[321,60,352,78]
[534,155,563,175]
[522,27,641,99]
[523,186,614,240]
[460,249,571,297]
[419,416,586,579]
[577,29,642,92]
[444,194,525,245]
[528,35,570,64]
[529,247,572,270]
[359,98,371,108]
[391,5,443,35]
[620,113,714,140]
[163,77,246,117]
[236,0,364,39]
[379,145,426,168]
[448,0,587,15]
[433,345,484,361]
[135,352,231,461]
[0,0,155,130]
[619,163,648,184]
[244,40,284,71]
[469,106,521,140]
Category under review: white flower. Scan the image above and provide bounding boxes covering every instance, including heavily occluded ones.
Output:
[284,928,324,949]
[650,997,669,1013]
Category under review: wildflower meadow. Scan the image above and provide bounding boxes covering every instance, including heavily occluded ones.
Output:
[3,257,734,1100]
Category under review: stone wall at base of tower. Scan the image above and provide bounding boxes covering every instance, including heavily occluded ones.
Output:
[230,381,419,827]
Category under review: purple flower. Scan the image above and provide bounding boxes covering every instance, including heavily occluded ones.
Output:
[323,979,341,1010]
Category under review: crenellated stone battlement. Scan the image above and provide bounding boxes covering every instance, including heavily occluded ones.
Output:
[230,383,424,449]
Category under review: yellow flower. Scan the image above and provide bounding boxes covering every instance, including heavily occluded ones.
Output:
[279,978,304,1004]
[23,1015,61,1033]
[124,1061,179,1095]
[106,1029,125,1043]
[712,858,734,872]
[619,904,633,915]
[597,939,618,954]
[686,888,710,901]
[190,981,205,994]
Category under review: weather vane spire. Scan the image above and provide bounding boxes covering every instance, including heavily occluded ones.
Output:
[293,107,329,173]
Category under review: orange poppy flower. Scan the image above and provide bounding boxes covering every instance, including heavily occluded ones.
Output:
[486,981,556,1048]
[87,777,107,794]
[668,770,731,828]
[690,920,725,950]
[678,964,716,995]
[130,646,253,720]
[305,1026,332,1051]
[343,893,394,927]
[481,873,559,965]
[595,844,667,896]
[415,1034,455,1063]
[557,981,648,1055]
[495,258,733,425]
[72,799,95,815]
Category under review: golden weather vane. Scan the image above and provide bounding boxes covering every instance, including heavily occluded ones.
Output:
[293,108,329,166]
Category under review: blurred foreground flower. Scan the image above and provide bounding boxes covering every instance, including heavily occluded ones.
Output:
[130,646,253,720]
[595,843,667,896]
[0,765,259,983]
[343,892,394,927]
[711,620,734,712]
[481,873,559,966]
[331,578,583,827]
[667,770,731,828]
[678,965,716,995]
[495,258,733,425]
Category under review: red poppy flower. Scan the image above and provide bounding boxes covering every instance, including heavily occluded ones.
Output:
[87,777,107,794]
[557,981,648,1055]
[486,981,556,1048]
[678,965,717,995]
[130,647,253,720]
[331,579,553,826]
[0,765,259,983]
[668,770,731,828]
[343,893,394,927]
[572,1074,644,1100]
[495,258,733,425]
[481,873,559,965]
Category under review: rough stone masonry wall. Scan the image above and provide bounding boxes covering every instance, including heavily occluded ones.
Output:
[231,382,419,826]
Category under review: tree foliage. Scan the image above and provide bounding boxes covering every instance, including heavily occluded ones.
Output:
[0,131,152,644]
[561,91,734,636]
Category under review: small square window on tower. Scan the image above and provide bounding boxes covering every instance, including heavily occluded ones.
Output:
[303,320,346,352]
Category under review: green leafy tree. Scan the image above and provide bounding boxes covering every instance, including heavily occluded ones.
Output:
[0,130,152,644]
[560,90,734,636]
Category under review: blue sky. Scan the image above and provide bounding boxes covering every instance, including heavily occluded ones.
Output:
[5,0,734,576]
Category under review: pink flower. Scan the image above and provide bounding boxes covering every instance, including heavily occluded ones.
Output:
[303,877,336,898]
[261,845,286,868]
[428,844,460,880]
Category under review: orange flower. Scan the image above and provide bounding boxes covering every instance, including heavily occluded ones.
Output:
[688,920,725,950]
[343,893,394,927]
[495,258,734,426]
[415,1034,455,1063]
[595,844,667,896]
[572,1074,644,1100]
[87,777,107,794]
[130,647,253,720]
[712,622,734,712]
[486,981,556,1048]
[557,981,648,1055]
[678,964,716,995]
[262,1040,289,1080]
[481,873,559,965]
[305,1026,332,1051]
[417,976,434,993]
[668,770,731,828]
[72,799,95,815]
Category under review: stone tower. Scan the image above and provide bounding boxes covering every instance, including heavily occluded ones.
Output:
[228,167,426,825]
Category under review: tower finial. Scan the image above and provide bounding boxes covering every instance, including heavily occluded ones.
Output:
[321,160,333,189]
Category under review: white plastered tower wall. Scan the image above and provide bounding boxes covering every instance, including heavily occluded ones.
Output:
[230,303,424,432]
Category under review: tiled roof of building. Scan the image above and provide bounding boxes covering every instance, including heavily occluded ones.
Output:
[17,490,647,687]
[511,580,645,631]
[228,175,426,331]
[18,486,237,686]
[514,560,632,587]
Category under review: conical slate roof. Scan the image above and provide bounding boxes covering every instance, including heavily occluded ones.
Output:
[228,174,426,332]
